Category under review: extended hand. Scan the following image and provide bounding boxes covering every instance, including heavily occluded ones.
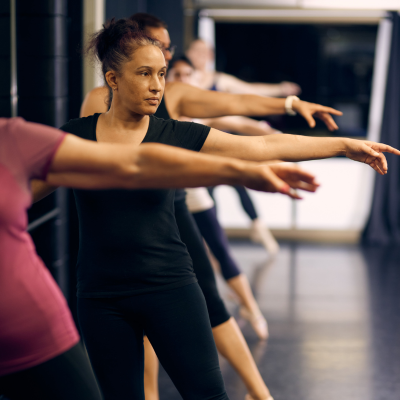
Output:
[269,163,320,198]
[345,139,400,175]
[246,163,319,199]
[293,100,343,131]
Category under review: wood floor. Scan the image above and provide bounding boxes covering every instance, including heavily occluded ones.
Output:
[159,241,400,400]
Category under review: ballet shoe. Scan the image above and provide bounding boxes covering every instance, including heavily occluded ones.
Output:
[250,220,279,256]
[239,306,269,340]
[245,394,274,400]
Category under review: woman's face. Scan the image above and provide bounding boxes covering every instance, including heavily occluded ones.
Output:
[167,60,194,84]
[186,40,213,71]
[112,45,167,116]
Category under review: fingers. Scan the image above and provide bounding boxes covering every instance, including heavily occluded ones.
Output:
[280,184,302,199]
[296,171,318,184]
[375,143,400,156]
[317,106,343,116]
[259,168,303,199]
[300,111,316,128]
[293,181,319,192]
[364,144,388,172]
[369,161,384,175]
[317,113,339,131]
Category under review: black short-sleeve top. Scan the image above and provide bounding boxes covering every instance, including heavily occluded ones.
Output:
[60,114,211,298]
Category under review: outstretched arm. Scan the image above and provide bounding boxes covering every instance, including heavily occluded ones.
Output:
[216,72,301,97]
[165,82,342,131]
[200,116,278,136]
[32,133,319,202]
[201,128,400,176]
[80,86,109,117]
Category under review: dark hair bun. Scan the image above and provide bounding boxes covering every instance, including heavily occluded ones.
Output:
[86,17,161,78]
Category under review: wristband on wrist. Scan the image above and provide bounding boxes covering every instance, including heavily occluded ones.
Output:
[285,96,300,116]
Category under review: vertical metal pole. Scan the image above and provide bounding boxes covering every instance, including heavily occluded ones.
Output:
[10,0,18,117]
[55,187,69,300]
[291,199,297,230]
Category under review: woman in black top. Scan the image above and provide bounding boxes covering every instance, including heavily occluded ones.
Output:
[57,18,398,400]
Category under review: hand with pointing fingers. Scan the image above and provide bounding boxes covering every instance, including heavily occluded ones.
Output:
[246,163,319,200]
[293,100,343,131]
[344,139,400,175]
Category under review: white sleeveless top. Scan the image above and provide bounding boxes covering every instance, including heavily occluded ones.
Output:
[185,187,214,213]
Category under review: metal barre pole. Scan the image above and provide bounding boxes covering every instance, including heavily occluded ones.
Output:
[27,208,60,232]
[10,0,18,117]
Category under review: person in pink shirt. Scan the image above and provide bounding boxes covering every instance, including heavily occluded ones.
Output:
[0,117,320,400]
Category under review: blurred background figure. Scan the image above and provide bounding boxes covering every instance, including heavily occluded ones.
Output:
[185,40,287,254]
[186,38,301,97]
[167,54,271,340]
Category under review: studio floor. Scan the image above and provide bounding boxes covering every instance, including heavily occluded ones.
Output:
[159,241,400,400]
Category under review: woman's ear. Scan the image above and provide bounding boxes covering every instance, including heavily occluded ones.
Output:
[105,71,118,91]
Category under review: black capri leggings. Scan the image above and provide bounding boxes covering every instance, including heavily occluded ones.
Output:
[208,185,258,221]
[192,207,241,281]
[174,200,231,327]
[0,343,102,400]
[78,283,228,400]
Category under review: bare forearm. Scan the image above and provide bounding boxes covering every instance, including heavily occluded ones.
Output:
[260,135,348,162]
[128,144,252,188]
[180,92,286,119]
[202,128,348,162]
[46,143,258,190]
[167,82,287,119]
[231,95,286,116]
[202,116,275,136]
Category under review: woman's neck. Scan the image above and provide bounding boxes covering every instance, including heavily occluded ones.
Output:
[97,100,150,144]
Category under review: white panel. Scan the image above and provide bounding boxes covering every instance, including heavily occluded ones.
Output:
[301,0,400,9]
[198,16,216,71]
[367,17,392,144]
[216,160,376,231]
[213,185,292,229]
[295,159,374,230]
[83,0,105,97]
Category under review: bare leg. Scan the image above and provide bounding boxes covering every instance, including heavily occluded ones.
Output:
[144,318,271,400]
[213,318,272,400]
[144,336,159,400]
[227,274,268,340]
[250,219,279,256]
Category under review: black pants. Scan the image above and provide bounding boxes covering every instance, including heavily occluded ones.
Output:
[175,201,231,327]
[209,185,258,221]
[193,207,241,281]
[78,283,228,400]
[0,343,102,400]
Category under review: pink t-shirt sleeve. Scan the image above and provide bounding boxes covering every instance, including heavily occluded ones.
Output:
[0,118,65,181]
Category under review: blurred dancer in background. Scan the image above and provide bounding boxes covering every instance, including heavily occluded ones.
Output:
[168,54,272,340]
[186,38,301,97]
[186,39,297,254]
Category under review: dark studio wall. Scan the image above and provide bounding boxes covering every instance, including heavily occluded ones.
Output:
[0,2,11,117]
[2,1,84,317]
[215,23,378,136]
[106,0,185,54]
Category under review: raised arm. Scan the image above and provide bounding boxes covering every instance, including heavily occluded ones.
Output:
[200,116,278,136]
[216,72,301,97]
[165,82,342,131]
[80,86,109,117]
[32,133,320,202]
[201,128,400,176]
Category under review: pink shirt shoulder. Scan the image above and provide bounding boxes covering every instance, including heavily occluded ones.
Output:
[0,118,79,376]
